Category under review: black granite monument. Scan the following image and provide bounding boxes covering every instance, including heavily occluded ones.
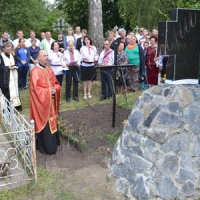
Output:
[158,8,200,82]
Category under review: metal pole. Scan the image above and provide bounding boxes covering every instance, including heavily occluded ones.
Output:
[112,42,118,128]
[0,89,2,121]
[30,119,37,182]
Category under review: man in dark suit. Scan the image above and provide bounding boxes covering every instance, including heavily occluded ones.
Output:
[76,29,87,80]
[76,29,87,51]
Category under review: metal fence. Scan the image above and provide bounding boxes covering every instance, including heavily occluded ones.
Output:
[0,90,37,190]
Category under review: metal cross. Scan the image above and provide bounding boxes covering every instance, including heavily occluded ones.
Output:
[96,42,136,128]
[52,17,70,33]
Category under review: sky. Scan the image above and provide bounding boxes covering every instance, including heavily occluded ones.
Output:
[47,0,55,4]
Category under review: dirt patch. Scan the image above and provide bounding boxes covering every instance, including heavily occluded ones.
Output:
[58,102,130,154]
[36,103,130,199]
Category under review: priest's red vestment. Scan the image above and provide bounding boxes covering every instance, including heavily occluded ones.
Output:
[30,65,61,134]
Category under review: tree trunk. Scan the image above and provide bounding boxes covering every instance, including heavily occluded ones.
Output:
[88,0,104,52]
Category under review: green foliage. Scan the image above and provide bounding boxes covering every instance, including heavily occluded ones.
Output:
[0,0,66,38]
[102,0,124,32]
[117,0,200,30]
[55,0,88,30]
[55,0,125,34]
[117,0,173,30]
[106,130,120,144]
[177,0,200,8]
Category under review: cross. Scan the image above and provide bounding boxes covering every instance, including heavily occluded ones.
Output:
[95,42,136,128]
[52,17,70,33]
[114,25,118,31]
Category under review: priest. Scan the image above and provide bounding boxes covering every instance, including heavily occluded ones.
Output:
[0,42,22,110]
[30,50,61,154]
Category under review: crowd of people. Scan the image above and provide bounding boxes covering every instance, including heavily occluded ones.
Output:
[0,26,162,154]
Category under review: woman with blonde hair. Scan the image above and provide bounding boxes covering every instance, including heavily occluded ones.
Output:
[15,38,30,91]
[63,27,77,50]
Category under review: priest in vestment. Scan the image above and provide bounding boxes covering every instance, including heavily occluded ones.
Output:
[30,50,61,154]
[0,42,22,110]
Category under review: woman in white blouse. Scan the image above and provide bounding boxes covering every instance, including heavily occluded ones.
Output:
[61,41,81,102]
[80,36,98,99]
[48,41,64,86]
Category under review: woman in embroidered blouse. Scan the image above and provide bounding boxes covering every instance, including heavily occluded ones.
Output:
[15,38,30,91]
[80,36,98,99]
[145,36,159,86]
[116,42,128,94]
[63,27,77,50]
[48,41,64,86]
[125,35,144,91]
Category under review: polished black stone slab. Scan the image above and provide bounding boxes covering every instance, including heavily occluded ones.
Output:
[158,8,200,81]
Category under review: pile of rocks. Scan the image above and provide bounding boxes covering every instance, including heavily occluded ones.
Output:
[110,85,200,200]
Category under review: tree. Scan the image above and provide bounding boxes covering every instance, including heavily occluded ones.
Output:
[117,0,172,30]
[117,0,200,31]
[88,0,104,51]
[55,0,124,34]
[0,0,64,39]
[102,0,124,32]
[55,0,88,30]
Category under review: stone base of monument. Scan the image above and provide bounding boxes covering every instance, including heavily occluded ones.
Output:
[110,85,200,200]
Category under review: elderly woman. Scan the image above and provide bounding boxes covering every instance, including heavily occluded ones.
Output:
[80,36,98,99]
[145,36,159,86]
[116,42,128,94]
[15,38,30,91]
[125,35,144,91]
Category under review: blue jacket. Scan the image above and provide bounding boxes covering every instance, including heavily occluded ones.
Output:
[63,36,77,50]
[15,47,30,67]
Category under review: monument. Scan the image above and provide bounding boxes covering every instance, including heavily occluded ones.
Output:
[158,8,200,83]
[109,8,200,200]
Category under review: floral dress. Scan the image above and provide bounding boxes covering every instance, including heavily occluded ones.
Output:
[116,50,128,86]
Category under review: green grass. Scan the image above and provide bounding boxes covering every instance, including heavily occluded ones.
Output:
[20,75,142,116]
[0,167,76,200]
[106,130,121,144]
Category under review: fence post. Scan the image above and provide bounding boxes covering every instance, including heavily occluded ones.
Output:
[30,119,37,182]
[0,89,2,121]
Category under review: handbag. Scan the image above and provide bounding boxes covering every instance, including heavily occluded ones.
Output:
[154,48,163,68]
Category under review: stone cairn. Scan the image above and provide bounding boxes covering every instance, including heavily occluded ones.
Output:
[110,85,200,200]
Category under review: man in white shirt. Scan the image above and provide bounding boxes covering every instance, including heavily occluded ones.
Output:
[40,31,55,54]
[98,40,114,100]
[61,41,81,102]
[74,26,82,39]
[13,30,29,49]
[27,30,40,47]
